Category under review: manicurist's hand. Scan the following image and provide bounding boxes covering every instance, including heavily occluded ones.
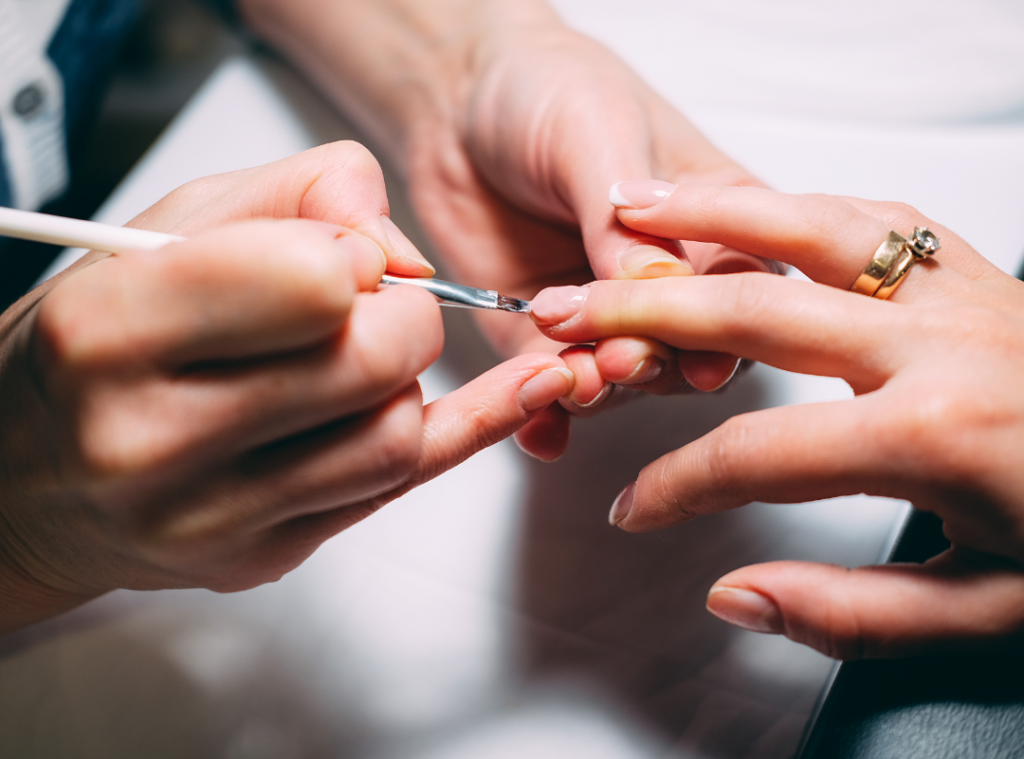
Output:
[237,0,777,459]
[0,147,574,635]
[529,183,1024,658]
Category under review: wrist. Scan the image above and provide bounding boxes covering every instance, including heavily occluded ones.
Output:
[236,0,565,170]
[0,279,107,635]
[0,545,100,635]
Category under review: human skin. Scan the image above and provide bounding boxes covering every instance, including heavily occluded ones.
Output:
[235,0,778,458]
[0,143,574,634]
[529,182,1024,658]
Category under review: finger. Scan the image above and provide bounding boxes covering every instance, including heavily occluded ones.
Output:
[513,403,572,462]
[705,553,1024,659]
[142,285,444,466]
[557,345,614,414]
[414,354,575,483]
[678,351,741,393]
[39,220,385,367]
[613,184,900,289]
[135,383,429,577]
[131,141,436,277]
[608,397,913,533]
[531,277,901,387]
[592,336,689,394]
[255,354,576,548]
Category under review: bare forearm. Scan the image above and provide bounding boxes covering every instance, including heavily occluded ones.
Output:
[235,0,563,168]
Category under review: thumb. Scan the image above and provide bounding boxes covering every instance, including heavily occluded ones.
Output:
[705,552,1024,659]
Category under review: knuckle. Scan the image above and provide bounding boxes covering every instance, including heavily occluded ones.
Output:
[803,194,862,241]
[702,415,756,492]
[715,273,777,336]
[75,399,196,482]
[315,140,385,187]
[880,200,926,229]
[371,401,422,485]
[33,288,104,370]
[167,174,223,204]
[640,462,699,523]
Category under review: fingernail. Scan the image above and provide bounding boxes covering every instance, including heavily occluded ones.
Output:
[620,357,664,385]
[617,246,694,279]
[706,587,784,634]
[708,357,741,392]
[380,215,435,277]
[530,285,589,326]
[609,180,678,209]
[565,376,610,407]
[518,367,575,412]
[609,481,636,526]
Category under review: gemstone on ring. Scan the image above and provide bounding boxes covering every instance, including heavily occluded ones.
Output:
[907,227,940,259]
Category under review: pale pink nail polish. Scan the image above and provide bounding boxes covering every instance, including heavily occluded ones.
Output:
[518,367,575,412]
[706,587,784,634]
[530,286,589,325]
[609,180,678,209]
[609,481,636,526]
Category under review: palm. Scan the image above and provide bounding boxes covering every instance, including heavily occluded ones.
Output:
[405,28,766,359]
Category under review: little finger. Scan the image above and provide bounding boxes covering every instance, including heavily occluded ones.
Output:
[706,553,1024,659]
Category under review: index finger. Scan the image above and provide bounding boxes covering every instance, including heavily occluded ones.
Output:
[38,220,384,367]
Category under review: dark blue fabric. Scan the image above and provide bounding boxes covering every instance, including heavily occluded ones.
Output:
[0,127,11,209]
[47,0,147,152]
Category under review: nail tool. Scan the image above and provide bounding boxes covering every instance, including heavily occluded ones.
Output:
[0,207,531,314]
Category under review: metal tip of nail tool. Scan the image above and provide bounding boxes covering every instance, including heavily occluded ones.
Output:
[496,294,532,313]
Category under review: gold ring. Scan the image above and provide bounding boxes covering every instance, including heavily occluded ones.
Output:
[851,227,940,300]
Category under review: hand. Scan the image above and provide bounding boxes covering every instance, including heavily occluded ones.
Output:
[0,147,575,634]
[528,183,1024,658]
[237,0,777,460]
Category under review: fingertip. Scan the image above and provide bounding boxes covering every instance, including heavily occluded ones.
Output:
[706,585,785,635]
[333,232,387,290]
[557,345,613,413]
[518,366,576,413]
[678,351,740,392]
[608,180,678,210]
[593,337,673,386]
[379,215,435,277]
[513,404,571,462]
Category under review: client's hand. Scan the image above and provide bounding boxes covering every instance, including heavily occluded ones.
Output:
[529,183,1024,658]
[238,0,779,459]
[0,146,574,635]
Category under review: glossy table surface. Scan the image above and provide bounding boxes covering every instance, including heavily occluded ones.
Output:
[5,3,1024,757]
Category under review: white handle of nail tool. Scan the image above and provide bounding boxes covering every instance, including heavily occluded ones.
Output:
[0,207,531,312]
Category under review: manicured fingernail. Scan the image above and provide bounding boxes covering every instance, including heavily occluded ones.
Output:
[620,357,664,385]
[518,367,575,412]
[609,180,678,209]
[709,357,741,392]
[572,380,613,409]
[706,587,784,634]
[617,246,694,279]
[609,481,636,526]
[380,215,435,277]
[530,285,589,325]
